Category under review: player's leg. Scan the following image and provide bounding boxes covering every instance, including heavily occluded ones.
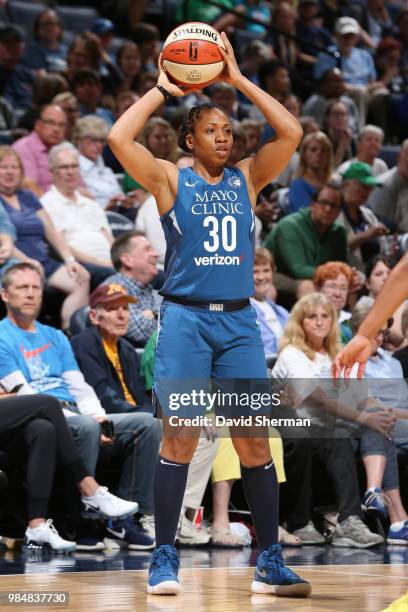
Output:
[212,306,311,597]
[148,303,212,595]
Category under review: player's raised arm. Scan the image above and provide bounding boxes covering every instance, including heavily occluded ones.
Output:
[333,253,408,379]
[108,59,185,213]
[218,32,303,195]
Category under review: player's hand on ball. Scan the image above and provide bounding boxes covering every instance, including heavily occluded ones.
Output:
[219,32,242,87]
[157,53,186,97]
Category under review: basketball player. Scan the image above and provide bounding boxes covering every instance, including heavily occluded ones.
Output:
[109,33,310,597]
[333,253,408,378]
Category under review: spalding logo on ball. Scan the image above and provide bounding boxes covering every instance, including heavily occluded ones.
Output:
[162,22,225,89]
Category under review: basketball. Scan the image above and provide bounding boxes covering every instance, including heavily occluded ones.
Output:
[162,22,225,90]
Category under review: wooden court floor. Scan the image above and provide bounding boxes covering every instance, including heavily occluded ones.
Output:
[0,564,407,611]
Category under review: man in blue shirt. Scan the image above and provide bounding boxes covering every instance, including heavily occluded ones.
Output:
[314,17,386,123]
[0,262,161,550]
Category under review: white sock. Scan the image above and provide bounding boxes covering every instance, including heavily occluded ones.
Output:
[390,521,406,531]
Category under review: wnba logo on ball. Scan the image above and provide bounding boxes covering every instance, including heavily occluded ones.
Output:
[189,42,198,62]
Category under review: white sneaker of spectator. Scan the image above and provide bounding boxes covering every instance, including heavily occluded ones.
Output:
[81,486,138,519]
[25,519,76,553]
[140,514,155,540]
[176,513,210,545]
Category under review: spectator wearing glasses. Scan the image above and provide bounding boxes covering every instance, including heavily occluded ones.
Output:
[313,261,357,344]
[74,115,128,211]
[0,145,90,330]
[12,104,68,196]
[264,183,347,305]
[21,9,67,74]
[52,92,81,142]
[337,162,385,271]
[40,143,114,287]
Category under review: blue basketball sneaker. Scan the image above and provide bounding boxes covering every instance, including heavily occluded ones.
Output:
[147,545,181,595]
[387,521,408,545]
[252,544,311,597]
[362,487,389,520]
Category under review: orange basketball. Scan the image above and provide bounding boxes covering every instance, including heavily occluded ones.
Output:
[162,22,225,90]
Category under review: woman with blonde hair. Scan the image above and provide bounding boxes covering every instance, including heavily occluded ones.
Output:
[272,292,385,548]
[288,131,333,213]
[0,146,90,329]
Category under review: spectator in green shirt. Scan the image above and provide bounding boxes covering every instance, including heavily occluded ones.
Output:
[264,183,348,307]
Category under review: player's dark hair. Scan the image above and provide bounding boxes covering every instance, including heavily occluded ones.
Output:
[178,104,230,152]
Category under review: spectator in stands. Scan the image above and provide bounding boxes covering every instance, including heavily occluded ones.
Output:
[395,9,408,65]
[349,298,408,545]
[303,68,360,135]
[104,231,160,347]
[74,115,130,211]
[208,82,249,124]
[0,146,90,329]
[258,61,291,104]
[132,23,161,73]
[250,248,289,354]
[282,93,301,118]
[349,0,393,50]
[375,38,407,95]
[238,40,271,103]
[288,131,333,212]
[0,25,34,112]
[323,100,356,167]
[264,183,347,304]
[52,92,81,142]
[272,292,385,548]
[0,197,16,279]
[65,33,123,94]
[19,73,69,134]
[116,91,140,118]
[72,69,115,127]
[314,17,387,122]
[123,117,179,195]
[0,262,161,551]
[0,95,21,144]
[337,162,386,271]
[296,0,334,62]
[240,118,263,156]
[313,261,354,344]
[337,125,388,177]
[12,104,67,196]
[363,255,407,351]
[116,42,142,93]
[393,307,408,378]
[0,392,139,552]
[368,139,408,234]
[40,143,114,287]
[71,283,152,414]
[21,9,67,73]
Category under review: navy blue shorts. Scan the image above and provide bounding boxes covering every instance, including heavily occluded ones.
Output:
[153,301,268,416]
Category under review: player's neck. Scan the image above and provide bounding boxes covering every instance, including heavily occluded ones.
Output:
[192,161,224,185]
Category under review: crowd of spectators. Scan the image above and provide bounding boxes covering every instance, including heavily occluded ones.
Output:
[0,0,408,553]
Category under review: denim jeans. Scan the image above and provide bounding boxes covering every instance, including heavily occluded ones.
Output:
[67,412,162,514]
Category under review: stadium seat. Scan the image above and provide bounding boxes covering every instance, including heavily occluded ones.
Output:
[56,5,99,33]
[7,1,48,35]
[69,306,90,337]
[378,145,400,169]
[106,211,134,237]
